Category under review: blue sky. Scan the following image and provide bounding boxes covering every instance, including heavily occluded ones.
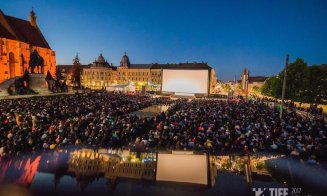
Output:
[2,0,327,81]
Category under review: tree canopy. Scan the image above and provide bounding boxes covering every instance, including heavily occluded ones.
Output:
[70,54,82,88]
[261,58,327,104]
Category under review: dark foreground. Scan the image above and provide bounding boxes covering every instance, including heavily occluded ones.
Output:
[0,146,326,196]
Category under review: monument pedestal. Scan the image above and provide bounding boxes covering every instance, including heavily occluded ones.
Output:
[29,74,50,94]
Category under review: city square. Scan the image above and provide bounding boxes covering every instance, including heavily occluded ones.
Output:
[0,1,326,196]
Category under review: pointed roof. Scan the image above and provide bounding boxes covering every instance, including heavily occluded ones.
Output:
[73,53,80,64]
[0,9,51,49]
[30,7,35,16]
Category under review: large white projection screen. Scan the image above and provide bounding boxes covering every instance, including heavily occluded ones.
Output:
[156,153,208,185]
[162,69,209,95]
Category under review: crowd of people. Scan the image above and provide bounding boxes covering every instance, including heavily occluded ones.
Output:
[260,97,325,116]
[0,92,326,162]
[0,92,172,157]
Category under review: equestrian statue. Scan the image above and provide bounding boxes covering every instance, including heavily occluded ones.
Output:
[28,50,44,74]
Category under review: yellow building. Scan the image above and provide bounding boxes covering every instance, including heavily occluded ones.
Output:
[240,68,267,95]
[116,52,162,88]
[58,52,218,93]
[82,53,116,88]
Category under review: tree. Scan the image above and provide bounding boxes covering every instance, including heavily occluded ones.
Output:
[56,67,64,82]
[221,83,231,92]
[282,58,307,100]
[252,86,261,94]
[70,53,82,88]
[261,76,282,98]
[261,58,327,104]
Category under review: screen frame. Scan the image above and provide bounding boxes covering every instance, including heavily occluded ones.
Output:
[155,152,209,185]
[161,69,210,95]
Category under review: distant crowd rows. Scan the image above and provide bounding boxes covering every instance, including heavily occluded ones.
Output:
[0,92,326,163]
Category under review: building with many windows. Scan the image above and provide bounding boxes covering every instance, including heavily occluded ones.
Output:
[58,52,218,93]
[82,53,117,88]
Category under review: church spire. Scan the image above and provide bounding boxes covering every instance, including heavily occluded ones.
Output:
[73,53,80,64]
[29,7,37,28]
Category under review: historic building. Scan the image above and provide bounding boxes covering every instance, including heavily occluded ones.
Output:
[0,9,56,83]
[116,52,162,86]
[241,68,267,94]
[58,52,218,93]
[82,53,117,87]
[241,68,249,92]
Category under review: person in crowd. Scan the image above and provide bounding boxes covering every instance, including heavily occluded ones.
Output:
[0,92,326,163]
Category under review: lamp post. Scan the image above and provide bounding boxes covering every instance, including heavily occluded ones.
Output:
[280,54,289,119]
[245,78,248,101]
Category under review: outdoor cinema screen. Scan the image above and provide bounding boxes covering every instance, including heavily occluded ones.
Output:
[161,69,209,95]
[156,153,208,185]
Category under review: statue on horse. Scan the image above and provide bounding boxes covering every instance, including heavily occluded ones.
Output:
[29,50,44,74]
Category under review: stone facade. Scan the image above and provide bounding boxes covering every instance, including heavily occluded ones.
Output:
[82,53,116,88]
[0,9,56,83]
[240,68,267,95]
[241,68,249,92]
[80,53,163,89]
[59,52,218,93]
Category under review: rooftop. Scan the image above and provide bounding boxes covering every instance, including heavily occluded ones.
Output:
[0,9,51,49]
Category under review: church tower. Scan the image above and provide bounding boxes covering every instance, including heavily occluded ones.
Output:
[29,8,37,28]
[0,9,56,83]
[120,52,130,67]
[241,68,249,91]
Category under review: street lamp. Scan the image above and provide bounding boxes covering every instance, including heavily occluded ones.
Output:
[280,54,289,119]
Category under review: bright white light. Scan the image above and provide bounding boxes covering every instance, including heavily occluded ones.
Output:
[156,153,208,185]
[162,69,208,95]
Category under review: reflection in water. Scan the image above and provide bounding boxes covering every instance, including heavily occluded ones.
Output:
[0,155,41,187]
[68,149,156,181]
[17,156,41,186]
[0,148,325,195]
[211,154,287,187]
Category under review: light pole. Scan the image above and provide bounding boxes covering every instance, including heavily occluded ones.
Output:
[280,54,289,119]
[245,77,249,101]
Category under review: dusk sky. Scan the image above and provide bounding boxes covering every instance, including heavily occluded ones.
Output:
[2,0,327,81]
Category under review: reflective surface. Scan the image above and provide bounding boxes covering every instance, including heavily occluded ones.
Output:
[0,147,326,196]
